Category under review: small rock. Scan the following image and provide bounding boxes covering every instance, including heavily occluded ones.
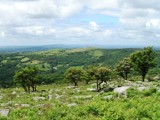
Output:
[102,95,113,100]
[67,103,77,107]
[66,86,77,89]
[0,96,3,100]
[0,109,9,117]
[114,86,130,96]
[36,104,45,108]
[48,89,53,94]
[137,86,149,91]
[33,97,45,101]
[100,81,107,89]
[21,104,30,107]
[87,88,97,92]
[74,95,92,99]
[153,76,160,81]
[12,91,16,95]
[56,95,65,99]
[48,95,53,101]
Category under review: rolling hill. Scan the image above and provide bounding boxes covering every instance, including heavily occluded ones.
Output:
[0,47,160,87]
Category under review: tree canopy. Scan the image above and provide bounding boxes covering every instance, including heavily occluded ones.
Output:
[14,66,39,92]
[115,57,132,80]
[130,47,156,82]
[65,67,84,86]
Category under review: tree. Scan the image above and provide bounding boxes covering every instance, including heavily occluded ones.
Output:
[115,57,132,80]
[95,67,111,91]
[86,66,111,91]
[130,47,156,82]
[65,67,84,86]
[14,66,39,92]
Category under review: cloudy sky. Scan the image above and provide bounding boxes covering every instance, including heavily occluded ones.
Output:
[0,0,160,47]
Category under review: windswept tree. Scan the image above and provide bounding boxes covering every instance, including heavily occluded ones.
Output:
[65,67,84,86]
[14,66,39,92]
[115,57,132,80]
[130,47,156,82]
[87,66,111,91]
[95,67,111,91]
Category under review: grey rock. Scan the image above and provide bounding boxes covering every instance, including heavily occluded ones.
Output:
[11,91,16,95]
[48,94,53,101]
[0,96,3,100]
[0,109,9,117]
[21,104,30,107]
[153,76,160,80]
[74,95,92,99]
[66,86,77,89]
[56,95,65,99]
[67,103,77,107]
[87,88,97,92]
[102,95,113,100]
[33,97,45,101]
[114,86,130,96]
[137,86,149,91]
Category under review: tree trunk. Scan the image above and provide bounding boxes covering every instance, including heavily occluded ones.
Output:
[125,73,128,80]
[96,79,99,91]
[74,82,78,86]
[142,75,145,82]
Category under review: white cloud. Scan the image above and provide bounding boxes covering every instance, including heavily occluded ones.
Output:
[0,32,6,37]
[89,21,100,32]
[0,0,160,46]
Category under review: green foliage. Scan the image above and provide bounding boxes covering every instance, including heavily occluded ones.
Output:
[130,47,157,81]
[14,66,39,92]
[115,57,132,80]
[65,67,84,86]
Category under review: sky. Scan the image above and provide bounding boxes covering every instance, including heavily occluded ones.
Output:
[0,0,160,47]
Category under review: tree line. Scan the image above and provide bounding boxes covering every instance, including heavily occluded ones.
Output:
[14,47,156,92]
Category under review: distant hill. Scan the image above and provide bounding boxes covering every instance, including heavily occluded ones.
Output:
[1,44,158,53]
[0,47,160,87]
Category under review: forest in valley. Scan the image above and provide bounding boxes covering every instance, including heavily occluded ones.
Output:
[0,47,160,87]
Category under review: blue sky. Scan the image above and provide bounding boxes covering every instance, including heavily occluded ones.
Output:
[0,0,160,47]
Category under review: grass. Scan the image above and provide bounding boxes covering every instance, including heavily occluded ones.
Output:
[21,57,30,63]
[0,80,160,120]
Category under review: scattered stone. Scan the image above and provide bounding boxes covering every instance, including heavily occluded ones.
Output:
[153,76,160,81]
[33,97,46,101]
[73,88,80,92]
[1,101,13,107]
[11,91,16,95]
[67,103,77,107]
[0,109,9,117]
[48,94,53,101]
[0,96,3,100]
[36,104,45,108]
[66,86,77,89]
[74,95,92,99]
[102,95,113,100]
[16,95,20,98]
[100,81,107,89]
[87,88,97,92]
[56,95,65,99]
[48,89,53,94]
[21,104,30,107]
[114,86,130,96]
[137,86,149,91]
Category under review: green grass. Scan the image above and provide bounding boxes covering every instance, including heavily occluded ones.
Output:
[0,80,160,120]
[21,57,30,63]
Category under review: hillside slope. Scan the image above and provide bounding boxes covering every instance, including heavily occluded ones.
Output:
[0,48,159,86]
